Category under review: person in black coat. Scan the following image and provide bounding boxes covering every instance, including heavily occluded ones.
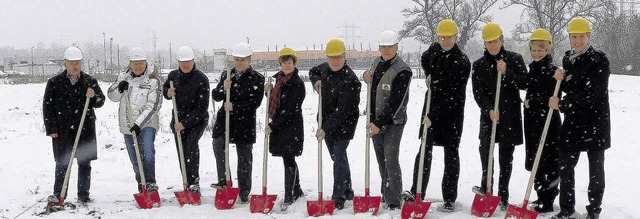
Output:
[549,17,611,219]
[523,29,562,213]
[43,46,105,203]
[210,42,265,203]
[471,22,527,208]
[403,19,471,213]
[264,48,306,210]
[163,46,210,193]
[309,38,361,210]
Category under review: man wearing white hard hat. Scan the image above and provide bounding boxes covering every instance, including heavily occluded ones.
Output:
[363,29,412,210]
[108,47,162,193]
[43,46,105,204]
[211,42,265,203]
[162,45,210,193]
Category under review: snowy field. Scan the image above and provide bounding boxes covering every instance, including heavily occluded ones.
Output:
[0,72,638,219]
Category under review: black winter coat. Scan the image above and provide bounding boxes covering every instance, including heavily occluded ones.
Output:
[523,54,562,170]
[558,46,611,152]
[211,66,265,144]
[268,69,306,157]
[472,47,527,145]
[162,67,210,132]
[309,62,361,140]
[43,71,105,162]
[419,43,470,147]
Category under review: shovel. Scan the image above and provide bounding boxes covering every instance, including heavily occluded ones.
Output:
[307,84,334,217]
[170,81,202,206]
[215,68,241,210]
[124,90,161,209]
[250,77,277,213]
[401,86,433,219]
[353,75,381,215]
[471,70,503,217]
[505,79,562,219]
[45,96,91,212]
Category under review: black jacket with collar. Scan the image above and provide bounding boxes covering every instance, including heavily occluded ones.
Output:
[211,66,265,144]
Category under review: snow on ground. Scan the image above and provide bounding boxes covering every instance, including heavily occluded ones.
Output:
[0,72,638,219]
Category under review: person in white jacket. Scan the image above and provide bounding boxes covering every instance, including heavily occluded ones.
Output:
[107,47,162,193]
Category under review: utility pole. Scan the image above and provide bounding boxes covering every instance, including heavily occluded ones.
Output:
[117,44,120,72]
[103,33,106,74]
[169,42,172,69]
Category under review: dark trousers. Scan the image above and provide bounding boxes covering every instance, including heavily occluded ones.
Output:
[174,123,206,187]
[282,154,303,203]
[325,137,353,203]
[372,124,404,206]
[479,137,515,203]
[53,153,92,200]
[532,147,560,207]
[559,149,605,215]
[411,141,460,203]
[213,136,253,198]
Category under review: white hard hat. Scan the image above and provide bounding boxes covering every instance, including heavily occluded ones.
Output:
[64,46,83,61]
[232,42,252,57]
[129,47,147,61]
[177,46,195,61]
[378,30,399,46]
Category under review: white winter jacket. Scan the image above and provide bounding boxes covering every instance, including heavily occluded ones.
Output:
[107,64,162,135]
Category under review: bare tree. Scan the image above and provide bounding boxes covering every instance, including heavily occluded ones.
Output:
[399,0,499,49]
[503,0,614,54]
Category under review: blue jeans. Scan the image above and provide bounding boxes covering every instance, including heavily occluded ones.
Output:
[325,137,353,203]
[124,127,156,185]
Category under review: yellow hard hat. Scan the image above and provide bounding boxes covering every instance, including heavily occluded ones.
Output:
[482,22,503,42]
[278,47,297,64]
[326,38,346,56]
[437,19,459,36]
[567,17,591,34]
[530,28,553,48]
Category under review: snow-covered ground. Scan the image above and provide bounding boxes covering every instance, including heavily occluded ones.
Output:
[1,72,638,219]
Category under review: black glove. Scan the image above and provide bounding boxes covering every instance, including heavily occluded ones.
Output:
[118,81,129,93]
[130,124,141,135]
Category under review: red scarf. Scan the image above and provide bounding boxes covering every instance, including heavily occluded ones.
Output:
[269,71,293,118]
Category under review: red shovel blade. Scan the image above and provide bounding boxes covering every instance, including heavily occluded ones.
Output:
[505,204,539,219]
[215,181,240,210]
[401,200,431,219]
[471,193,501,217]
[307,197,334,217]
[133,190,161,209]
[353,195,381,215]
[249,192,277,214]
[175,187,201,206]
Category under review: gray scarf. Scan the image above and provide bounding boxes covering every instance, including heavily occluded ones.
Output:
[569,43,591,61]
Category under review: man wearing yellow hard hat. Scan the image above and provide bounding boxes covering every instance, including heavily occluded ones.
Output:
[471,22,528,211]
[264,47,306,211]
[522,28,562,214]
[309,38,361,210]
[548,17,611,219]
[362,29,412,210]
[401,19,471,213]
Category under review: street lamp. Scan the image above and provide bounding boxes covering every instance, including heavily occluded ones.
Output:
[31,47,34,79]
[110,37,113,75]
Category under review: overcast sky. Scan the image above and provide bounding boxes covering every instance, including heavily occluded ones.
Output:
[1,0,524,53]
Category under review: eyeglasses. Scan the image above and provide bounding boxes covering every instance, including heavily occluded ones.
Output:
[327,55,345,60]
